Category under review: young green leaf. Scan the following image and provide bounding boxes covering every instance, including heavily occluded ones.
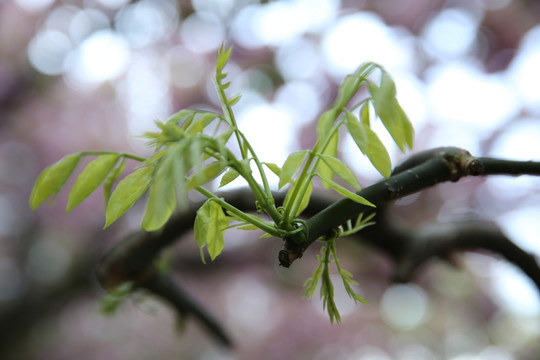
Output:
[317,174,375,207]
[360,102,370,125]
[29,153,82,210]
[317,131,339,190]
[368,71,414,152]
[187,137,204,174]
[104,166,153,228]
[141,168,177,231]
[345,110,392,178]
[340,213,375,237]
[303,252,324,298]
[228,94,241,106]
[263,162,281,177]
[319,154,360,190]
[103,158,126,205]
[233,223,260,231]
[331,243,369,305]
[215,129,234,153]
[185,113,219,135]
[279,150,308,189]
[320,247,340,324]
[339,269,369,304]
[186,161,227,190]
[316,109,338,143]
[194,199,229,261]
[284,178,313,217]
[219,168,240,188]
[333,74,360,109]
[216,45,233,72]
[397,102,415,149]
[167,109,196,126]
[295,180,313,217]
[66,154,120,212]
[332,62,377,110]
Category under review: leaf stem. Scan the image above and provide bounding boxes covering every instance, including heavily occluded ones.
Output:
[194,185,284,238]
[80,151,146,163]
[284,118,346,222]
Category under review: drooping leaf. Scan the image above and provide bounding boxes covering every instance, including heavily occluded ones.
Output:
[279,150,308,189]
[319,154,360,190]
[360,102,370,125]
[317,174,375,207]
[194,199,228,261]
[141,166,177,231]
[29,153,82,210]
[103,158,126,205]
[104,166,153,228]
[320,247,340,324]
[219,168,240,188]
[345,110,392,178]
[66,154,120,212]
[186,161,227,190]
[397,102,415,149]
[155,142,190,210]
[368,71,414,152]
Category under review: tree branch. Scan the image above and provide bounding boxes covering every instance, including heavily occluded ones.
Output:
[95,147,540,345]
[284,147,540,264]
[141,271,232,347]
[390,221,540,291]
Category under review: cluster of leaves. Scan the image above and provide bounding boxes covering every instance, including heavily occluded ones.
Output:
[29,45,413,321]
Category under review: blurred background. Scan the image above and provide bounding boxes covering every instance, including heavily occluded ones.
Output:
[2,0,540,359]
